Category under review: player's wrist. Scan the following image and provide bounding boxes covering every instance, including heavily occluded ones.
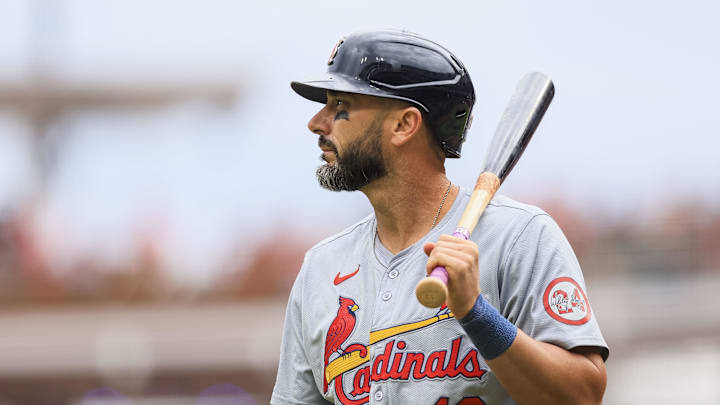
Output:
[453,293,480,320]
[458,294,517,360]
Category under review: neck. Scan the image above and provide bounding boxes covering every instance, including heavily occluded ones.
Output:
[362,171,457,254]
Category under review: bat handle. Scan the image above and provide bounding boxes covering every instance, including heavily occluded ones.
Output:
[416,228,470,308]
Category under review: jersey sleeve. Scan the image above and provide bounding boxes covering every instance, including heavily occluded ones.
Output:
[498,214,609,361]
[271,261,331,405]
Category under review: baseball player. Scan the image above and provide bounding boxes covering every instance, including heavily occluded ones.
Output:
[272,30,608,405]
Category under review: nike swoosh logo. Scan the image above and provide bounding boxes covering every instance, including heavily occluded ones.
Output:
[334,265,360,285]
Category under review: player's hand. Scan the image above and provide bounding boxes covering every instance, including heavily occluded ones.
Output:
[423,235,481,319]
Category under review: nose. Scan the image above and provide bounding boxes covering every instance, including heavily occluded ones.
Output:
[308,105,331,136]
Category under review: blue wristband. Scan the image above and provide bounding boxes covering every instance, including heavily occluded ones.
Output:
[458,294,518,360]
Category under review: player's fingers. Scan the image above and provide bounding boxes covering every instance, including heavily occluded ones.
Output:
[426,251,465,274]
[437,234,465,244]
[429,244,467,261]
[426,242,478,263]
[436,235,479,253]
[437,243,478,262]
[423,241,436,256]
[458,241,479,259]
[426,249,474,274]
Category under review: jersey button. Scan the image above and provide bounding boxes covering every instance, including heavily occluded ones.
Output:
[382,291,392,301]
[388,269,399,279]
[374,391,383,401]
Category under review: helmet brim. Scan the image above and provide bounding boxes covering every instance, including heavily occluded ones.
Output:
[291,74,429,112]
[291,75,340,104]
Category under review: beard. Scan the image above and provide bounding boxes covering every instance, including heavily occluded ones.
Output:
[316,118,387,192]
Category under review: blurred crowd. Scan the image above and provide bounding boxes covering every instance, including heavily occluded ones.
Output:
[0,207,308,307]
[1,198,718,308]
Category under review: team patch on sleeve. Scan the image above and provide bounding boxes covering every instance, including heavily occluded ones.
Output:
[542,277,591,325]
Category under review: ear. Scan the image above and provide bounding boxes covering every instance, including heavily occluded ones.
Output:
[388,106,423,148]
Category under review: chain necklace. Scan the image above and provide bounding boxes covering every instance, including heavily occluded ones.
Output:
[431,180,453,229]
[373,180,452,268]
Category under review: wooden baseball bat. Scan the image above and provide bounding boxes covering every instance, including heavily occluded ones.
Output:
[415,72,555,308]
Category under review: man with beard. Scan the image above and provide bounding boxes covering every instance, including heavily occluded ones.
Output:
[272,30,608,405]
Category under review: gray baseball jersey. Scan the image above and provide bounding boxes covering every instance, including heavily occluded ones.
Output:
[271,188,608,405]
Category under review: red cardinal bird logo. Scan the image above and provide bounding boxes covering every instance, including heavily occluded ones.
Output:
[323,296,359,393]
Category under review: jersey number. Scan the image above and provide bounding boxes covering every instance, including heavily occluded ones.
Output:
[435,397,486,405]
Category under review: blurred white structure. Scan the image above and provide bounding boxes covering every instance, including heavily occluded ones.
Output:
[0,276,719,403]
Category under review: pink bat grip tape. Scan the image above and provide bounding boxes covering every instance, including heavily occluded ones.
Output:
[428,227,471,284]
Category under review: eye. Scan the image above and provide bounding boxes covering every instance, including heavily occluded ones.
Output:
[334,109,349,121]
[335,99,345,107]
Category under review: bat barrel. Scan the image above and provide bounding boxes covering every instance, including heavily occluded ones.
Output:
[483,72,554,181]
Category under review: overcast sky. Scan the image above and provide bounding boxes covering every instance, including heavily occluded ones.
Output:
[1,0,718,280]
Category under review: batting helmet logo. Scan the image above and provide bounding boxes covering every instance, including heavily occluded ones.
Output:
[327,37,345,66]
[543,277,591,325]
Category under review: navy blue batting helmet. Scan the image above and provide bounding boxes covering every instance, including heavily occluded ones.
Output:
[291,30,475,158]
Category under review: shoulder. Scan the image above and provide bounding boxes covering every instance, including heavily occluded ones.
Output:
[487,193,548,220]
[307,213,375,252]
[291,214,374,292]
[457,191,569,263]
[475,192,558,234]
[489,194,568,243]
[482,195,577,273]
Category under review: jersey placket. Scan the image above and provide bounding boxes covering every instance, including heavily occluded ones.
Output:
[368,247,412,404]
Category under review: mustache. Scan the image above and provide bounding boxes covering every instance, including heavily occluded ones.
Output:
[318,136,338,153]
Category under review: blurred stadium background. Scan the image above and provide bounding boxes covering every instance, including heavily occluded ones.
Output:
[1,1,719,404]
